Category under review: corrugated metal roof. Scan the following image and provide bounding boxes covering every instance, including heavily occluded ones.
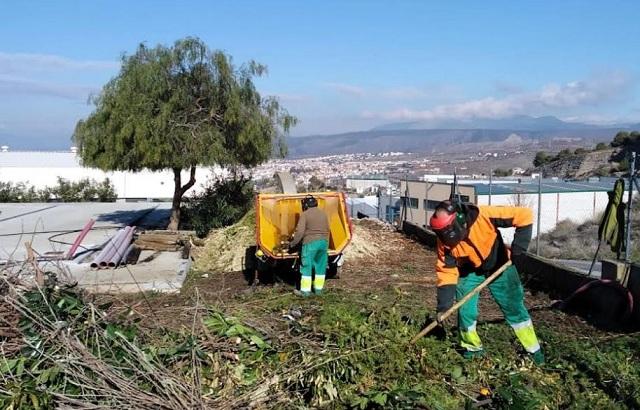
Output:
[0,151,81,168]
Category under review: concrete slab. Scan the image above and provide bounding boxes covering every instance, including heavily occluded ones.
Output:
[0,202,171,261]
[53,251,189,294]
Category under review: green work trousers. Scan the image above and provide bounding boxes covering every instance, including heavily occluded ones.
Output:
[457,265,541,354]
[300,239,329,295]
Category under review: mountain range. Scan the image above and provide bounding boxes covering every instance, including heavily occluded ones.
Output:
[1,115,638,155]
[287,116,640,157]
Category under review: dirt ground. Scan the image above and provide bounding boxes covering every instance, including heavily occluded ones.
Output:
[107,218,604,340]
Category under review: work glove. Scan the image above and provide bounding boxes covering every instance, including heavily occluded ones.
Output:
[510,247,527,269]
[436,284,456,314]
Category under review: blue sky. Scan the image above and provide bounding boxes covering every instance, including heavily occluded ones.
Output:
[1,0,639,147]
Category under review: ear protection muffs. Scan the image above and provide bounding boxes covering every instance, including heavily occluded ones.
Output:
[430,200,468,247]
[438,201,467,225]
[437,200,466,225]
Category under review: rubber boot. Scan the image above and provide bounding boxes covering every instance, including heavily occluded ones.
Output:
[531,348,545,365]
[463,350,486,360]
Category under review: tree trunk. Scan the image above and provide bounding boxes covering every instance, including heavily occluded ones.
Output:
[167,166,197,231]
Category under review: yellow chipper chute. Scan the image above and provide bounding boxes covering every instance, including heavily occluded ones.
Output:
[254,192,352,277]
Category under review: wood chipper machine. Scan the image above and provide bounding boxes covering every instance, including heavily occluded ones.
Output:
[254,191,352,278]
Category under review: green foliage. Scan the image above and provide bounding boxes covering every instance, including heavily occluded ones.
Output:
[181,177,254,237]
[533,151,551,167]
[610,131,640,148]
[533,148,581,168]
[609,131,640,165]
[308,175,325,191]
[493,168,512,177]
[556,148,573,160]
[0,178,116,202]
[0,181,44,202]
[0,284,141,408]
[617,158,630,172]
[4,283,640,408]
[594,166,611,177]
[595,142,608,151]
[45,177,117,202]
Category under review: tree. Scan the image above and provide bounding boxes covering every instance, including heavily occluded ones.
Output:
[308,175,325,191]
[595,142,608,151]
[608,130,640,164]
[533,151,550,167]
[611,131,630,147]
[556,148,573,160]
[74,38,296,230]
[493,168,512,177]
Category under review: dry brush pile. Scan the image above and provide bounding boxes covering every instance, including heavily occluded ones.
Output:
[2,270,640,409]
[191,210,399,274]
[537,205,640,262]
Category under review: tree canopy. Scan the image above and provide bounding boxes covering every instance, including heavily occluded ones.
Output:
[74,37,296,229]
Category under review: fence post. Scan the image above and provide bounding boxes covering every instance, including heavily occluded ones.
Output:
[489,168,492,205]
[536,174,542,256]
[625,151,636,262]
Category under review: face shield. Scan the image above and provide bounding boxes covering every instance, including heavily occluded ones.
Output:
[430,210,468,247]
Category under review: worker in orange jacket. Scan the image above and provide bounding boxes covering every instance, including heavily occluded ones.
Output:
[429,200,544,364]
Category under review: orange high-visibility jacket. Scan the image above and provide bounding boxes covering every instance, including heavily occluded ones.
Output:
[435,205,533,287]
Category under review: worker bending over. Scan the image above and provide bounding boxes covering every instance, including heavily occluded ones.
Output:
[289,195,330,296]
[429,200,544,364]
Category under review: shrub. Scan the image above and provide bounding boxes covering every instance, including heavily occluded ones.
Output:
[46,177,117,202]
[493,168,512,177]
[182,177,254,237]
[533,151,551,167]
[0,178,116,202]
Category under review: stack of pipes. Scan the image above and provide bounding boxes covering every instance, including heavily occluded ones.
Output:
[89,226,137,269]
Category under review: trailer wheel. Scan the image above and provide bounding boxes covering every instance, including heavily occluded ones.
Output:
[327,254,344,279]
[327,263,340,279]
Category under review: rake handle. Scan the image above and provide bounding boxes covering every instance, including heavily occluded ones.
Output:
[410,261,512,344]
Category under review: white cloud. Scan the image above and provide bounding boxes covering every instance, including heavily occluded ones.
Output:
[323,82,366,97]
[0,75,98,101]
[363,71,633,121]
[0,52,119,75]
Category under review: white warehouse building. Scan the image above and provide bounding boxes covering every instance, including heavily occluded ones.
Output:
[345,175,391,194]
[0,149,228,200]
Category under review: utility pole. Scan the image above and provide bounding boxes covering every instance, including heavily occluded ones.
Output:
[389,187,393,223]
[403,172,409,223]
[625,151,636,262]
[488,168,493,205]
